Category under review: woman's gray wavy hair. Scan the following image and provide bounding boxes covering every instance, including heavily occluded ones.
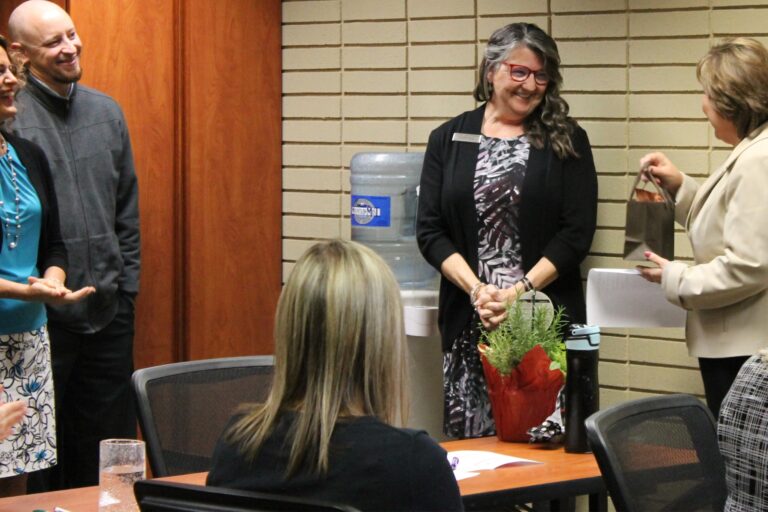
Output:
[474,23,577,159]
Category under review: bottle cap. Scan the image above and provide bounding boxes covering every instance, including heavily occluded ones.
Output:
[566,324,600,350]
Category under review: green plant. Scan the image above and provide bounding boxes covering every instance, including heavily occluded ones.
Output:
[480,293,567,377]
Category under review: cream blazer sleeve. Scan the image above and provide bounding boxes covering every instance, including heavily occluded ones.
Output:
[662,130,768,311]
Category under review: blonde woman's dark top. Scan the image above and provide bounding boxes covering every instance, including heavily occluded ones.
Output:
[208,413,463,512]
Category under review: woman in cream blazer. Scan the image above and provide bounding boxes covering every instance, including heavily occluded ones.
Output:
[639,37,768,417]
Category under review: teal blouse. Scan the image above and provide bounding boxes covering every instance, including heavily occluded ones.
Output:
[0,142,46,334]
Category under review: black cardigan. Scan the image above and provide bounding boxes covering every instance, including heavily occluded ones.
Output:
[417,104,598,351]
[0,130,67,274]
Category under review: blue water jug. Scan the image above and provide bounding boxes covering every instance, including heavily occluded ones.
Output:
[350,153,437,289]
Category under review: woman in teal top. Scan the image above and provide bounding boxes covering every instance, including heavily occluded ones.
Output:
[0,35,93,497]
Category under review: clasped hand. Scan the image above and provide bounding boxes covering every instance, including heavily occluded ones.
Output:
[475,284,517,331]
[27,276,95,304]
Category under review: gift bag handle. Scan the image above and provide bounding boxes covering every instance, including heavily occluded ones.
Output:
[628,165,674,206]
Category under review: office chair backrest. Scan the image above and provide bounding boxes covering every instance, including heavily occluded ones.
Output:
[135,480,361,512]
[585,393,727,512]
[132,356,274,477]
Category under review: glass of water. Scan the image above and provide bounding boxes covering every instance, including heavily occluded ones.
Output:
[99,439,146,512]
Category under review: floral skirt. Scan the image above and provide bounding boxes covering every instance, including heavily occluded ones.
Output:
[0,326,56,478]
[443,318,495,439]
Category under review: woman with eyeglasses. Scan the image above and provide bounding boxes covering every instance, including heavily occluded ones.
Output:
[0,35,93,496]
[417,23,598,439]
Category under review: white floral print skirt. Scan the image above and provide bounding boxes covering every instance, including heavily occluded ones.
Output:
[0,326,56,478]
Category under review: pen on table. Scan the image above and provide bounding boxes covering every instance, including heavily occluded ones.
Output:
[450,456,459,470]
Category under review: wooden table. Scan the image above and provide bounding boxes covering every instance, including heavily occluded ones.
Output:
[0,438,606,511]
[445,437,606,511]
[0,472,206,512]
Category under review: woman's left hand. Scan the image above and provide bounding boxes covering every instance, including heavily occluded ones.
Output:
[26,276,95,304]
[637,250,669,283]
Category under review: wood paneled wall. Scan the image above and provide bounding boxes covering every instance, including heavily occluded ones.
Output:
[0,0,281,367]
[183,0,282,359]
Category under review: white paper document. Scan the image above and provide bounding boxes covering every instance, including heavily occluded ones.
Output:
[447,450,540,481]
[452,470,480,481]
[586,268,686,328]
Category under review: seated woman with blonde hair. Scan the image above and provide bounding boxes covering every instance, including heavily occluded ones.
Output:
[207,240,462,511]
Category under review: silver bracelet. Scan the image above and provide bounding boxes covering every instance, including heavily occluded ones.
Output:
[469,281,486,304]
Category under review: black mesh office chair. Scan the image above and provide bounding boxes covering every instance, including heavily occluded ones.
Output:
[585,394,727,512]
[132,356,274,477]
[135,480,361,512]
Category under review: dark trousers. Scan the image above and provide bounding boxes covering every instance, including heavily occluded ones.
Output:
[699,355,749,420]
[28,294,136,491]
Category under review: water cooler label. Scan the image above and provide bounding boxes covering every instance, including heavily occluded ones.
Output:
[351,195,390,227]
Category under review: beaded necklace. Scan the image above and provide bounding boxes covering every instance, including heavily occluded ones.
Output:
[0,136,21,250]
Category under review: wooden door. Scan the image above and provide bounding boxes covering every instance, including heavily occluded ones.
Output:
[182,0,282,359]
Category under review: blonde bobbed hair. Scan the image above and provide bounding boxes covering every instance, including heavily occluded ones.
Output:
[697,37,768,140]
[226,239,408,476]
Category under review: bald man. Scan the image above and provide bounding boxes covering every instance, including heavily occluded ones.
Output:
[9,0,140,491]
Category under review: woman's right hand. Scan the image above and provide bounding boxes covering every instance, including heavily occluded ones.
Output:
[639,152,684,197]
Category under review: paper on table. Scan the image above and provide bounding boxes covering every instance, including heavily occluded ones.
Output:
[447,450,540,476]
[586,268,686,328]
[452,470,480,481]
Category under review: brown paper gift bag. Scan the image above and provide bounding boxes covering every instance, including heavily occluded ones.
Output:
[623,169,675,260]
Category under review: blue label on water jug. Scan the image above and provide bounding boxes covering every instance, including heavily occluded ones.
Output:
[351,195,391,227]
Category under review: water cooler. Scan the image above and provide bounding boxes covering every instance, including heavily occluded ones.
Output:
[350,152,445,439]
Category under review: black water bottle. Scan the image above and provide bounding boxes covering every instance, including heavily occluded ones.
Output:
[564,324,600,453]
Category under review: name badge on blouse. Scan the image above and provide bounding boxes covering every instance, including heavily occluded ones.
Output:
[452,133,482,144]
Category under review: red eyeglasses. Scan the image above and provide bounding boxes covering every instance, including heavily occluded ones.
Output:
[502,63,549,85]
